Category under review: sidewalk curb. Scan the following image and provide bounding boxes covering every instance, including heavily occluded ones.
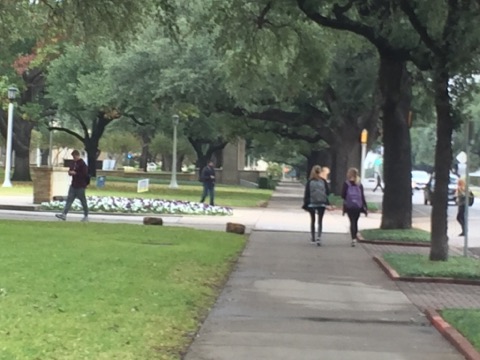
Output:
[0,204,40,211]
[372,255,480,285]
[359,239,430,247]
[425,308,480,360]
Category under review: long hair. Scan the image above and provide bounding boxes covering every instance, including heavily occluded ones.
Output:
[457,178,466,193]
[346,167,360,184]
[309,165,322,180]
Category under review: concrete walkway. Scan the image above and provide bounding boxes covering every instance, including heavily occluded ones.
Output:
[184,182,463,360]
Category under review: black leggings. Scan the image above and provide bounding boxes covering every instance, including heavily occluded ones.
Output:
[309,207,326,240]
[346,209,361,240]
[457,205,465,233]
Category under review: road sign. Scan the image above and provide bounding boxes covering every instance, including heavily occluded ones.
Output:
[137,178,149,193]
[456,151,467,164]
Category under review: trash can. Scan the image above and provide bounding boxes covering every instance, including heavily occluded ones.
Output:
[96,176,106,188]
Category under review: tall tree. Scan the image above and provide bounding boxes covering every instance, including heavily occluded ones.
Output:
[0,0,166,180]
[45,45,145,176]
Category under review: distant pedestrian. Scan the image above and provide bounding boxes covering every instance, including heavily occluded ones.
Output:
[303,165,332,246]
[342,167,367,247]
[373,171,383,192]
[199,161,216,206]
[55,150,89,222]
[455,178,471,236]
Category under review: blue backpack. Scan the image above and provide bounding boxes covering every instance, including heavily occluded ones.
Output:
[345,182,363,209]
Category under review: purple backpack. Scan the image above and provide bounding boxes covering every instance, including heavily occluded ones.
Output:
[345,182,363,209]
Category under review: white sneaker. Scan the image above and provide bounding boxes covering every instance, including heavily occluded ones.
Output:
[316,238,322,246]
[351,239,357,247]
[55,214,66,221]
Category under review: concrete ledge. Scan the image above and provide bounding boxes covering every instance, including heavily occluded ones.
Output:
[0,204,41,211]
[373,256,480,285]
[359,239,430,247]
[425,308,480,360]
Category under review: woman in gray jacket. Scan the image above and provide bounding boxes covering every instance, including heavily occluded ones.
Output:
[303,165,331,246]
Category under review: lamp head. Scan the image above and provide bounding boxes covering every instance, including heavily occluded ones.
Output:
[172,114,180,126]
[7,87,18,101]
[360,129,368,144]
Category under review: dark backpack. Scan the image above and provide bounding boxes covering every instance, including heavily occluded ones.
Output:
[309,179,328,204]
[345,182,363,209]
[468,191,474,206]
[85,174,91,186]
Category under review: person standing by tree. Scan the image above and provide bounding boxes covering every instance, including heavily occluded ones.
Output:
[199,161,216,206]
[342,168,367,247]
[55,150,89,222]
[303,165,332,246]
[456,178,467,236]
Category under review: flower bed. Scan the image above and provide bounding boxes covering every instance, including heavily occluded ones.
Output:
[41,196,233,216]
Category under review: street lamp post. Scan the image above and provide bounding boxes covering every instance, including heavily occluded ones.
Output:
[48,118,54,167]
[169,114,180,189]
[360,129,368,181]
[3,87,18,187]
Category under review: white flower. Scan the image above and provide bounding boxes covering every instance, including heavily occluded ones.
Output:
[41,196,233,216]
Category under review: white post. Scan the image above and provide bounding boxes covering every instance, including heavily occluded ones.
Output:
[48,128,53,167]
[169,115,179,189]
[464,121,473,257]
[2,102,14,187]
[36,148,41,167]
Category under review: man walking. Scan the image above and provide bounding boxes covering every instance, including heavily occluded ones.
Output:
[373,171,384,192]
[199,161,215,206]
[55,150,89,221]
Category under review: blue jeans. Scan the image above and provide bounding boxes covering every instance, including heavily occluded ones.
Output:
[63,186,89,217]
[200,182,215,206]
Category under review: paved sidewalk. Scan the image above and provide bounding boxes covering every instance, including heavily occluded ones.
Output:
[184,182,465,359]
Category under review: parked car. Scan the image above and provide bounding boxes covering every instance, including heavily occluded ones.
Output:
[411,170,430,190]
[424,172,458,205]
[146,162,158,172]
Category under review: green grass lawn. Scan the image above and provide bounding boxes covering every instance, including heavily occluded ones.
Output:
[0,182,33,196]
[89,182,272,208]
[441,309,480,351]
[0,220,245,359]
[383,253,480,279]
[361,228,430,243]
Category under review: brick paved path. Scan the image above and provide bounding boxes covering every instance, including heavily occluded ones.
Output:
[362,243,480,310]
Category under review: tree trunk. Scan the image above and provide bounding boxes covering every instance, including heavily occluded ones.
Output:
[84,141,100,177]
[429,69,453,261]
[330,130,361,195]
[189,139,228,171]
[378,55,412,229]
[12,152,31,181]
[40,149,49,166]
[11,118,34,182]
[305,149,330,181]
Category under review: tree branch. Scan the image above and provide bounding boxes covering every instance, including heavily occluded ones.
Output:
[256,1,274,29]
[399,0,443,57]
[333,0,355,14]
[49,127,84,142]
[65,110,90,138]
[296,0,410,59]
[125,114,148,126]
